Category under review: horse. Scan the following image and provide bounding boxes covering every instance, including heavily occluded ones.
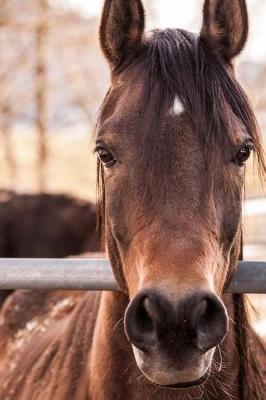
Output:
[0,191,99,259]
[0,0,265,398]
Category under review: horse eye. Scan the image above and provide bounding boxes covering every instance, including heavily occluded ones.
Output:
[234,143,253,166]
[96,146,116,168]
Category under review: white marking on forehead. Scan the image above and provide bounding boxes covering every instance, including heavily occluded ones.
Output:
[170,96,184,116]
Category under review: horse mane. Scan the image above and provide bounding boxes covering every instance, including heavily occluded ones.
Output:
[234,294,266,399]
[142,29,266,179]
[96,28,266,399]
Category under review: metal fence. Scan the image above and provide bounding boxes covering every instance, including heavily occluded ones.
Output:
[0,259,265,294]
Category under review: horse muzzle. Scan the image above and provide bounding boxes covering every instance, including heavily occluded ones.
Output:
[124,288,228,387]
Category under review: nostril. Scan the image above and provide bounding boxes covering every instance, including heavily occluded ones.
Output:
[124,294,156,351]
[195,295,228,352]
[136,297,155,333]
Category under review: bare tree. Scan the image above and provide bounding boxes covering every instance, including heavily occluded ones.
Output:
[0,1,16,185]
[0,104,15,183]
[35,0,48,190]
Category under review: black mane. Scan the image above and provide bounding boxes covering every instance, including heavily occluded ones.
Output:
[144,28,264,166]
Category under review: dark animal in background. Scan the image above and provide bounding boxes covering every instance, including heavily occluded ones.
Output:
[0,191,100,305]
[0,190,99,257]
[0,1,265,399]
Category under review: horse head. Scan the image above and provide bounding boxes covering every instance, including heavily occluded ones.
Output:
[97,0,264,389]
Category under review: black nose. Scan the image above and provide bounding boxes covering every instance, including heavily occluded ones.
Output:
[124,290,228,354]
[185,291,228,352]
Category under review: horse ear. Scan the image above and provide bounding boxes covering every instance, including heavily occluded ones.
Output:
[201,0,248,62]
[100,0,145,70]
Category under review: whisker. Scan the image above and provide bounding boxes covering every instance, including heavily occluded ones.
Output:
[113,317,124,331]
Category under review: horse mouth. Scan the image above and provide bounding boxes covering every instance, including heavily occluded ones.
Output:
[153,366,211,390]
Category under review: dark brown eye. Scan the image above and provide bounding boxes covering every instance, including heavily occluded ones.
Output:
[234,143,254,166]
[96,146,116,168]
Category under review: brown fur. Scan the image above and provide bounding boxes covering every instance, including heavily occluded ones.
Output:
[0,1,265,399]
[0,291,264,399]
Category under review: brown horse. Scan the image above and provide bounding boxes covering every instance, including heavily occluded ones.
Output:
[0,0,265,399]
[0,191,99,258]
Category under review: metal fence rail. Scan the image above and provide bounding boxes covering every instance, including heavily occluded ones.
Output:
[0,259,265,294]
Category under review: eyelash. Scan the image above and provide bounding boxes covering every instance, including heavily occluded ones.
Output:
[95,143,117,168]
[233,141,254,166]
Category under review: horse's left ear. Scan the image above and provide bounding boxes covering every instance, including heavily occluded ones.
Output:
[100,0,145,70]
[201,0,248,62]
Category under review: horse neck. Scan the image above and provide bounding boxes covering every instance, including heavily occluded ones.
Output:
[232,293,266,400]
[89,291,132,398]
[88,291,240,400]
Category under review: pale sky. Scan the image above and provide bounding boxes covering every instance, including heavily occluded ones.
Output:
[54,0,197,28]
[54,0,266,62]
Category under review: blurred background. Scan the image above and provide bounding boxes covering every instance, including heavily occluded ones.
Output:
[0,1,265,328]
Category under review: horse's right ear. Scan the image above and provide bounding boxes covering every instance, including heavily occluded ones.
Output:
[100,0,145,71]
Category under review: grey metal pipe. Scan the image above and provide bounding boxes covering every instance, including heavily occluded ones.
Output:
[0,259,265,294]
[228,261,266,294]
[0,258,119,291]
